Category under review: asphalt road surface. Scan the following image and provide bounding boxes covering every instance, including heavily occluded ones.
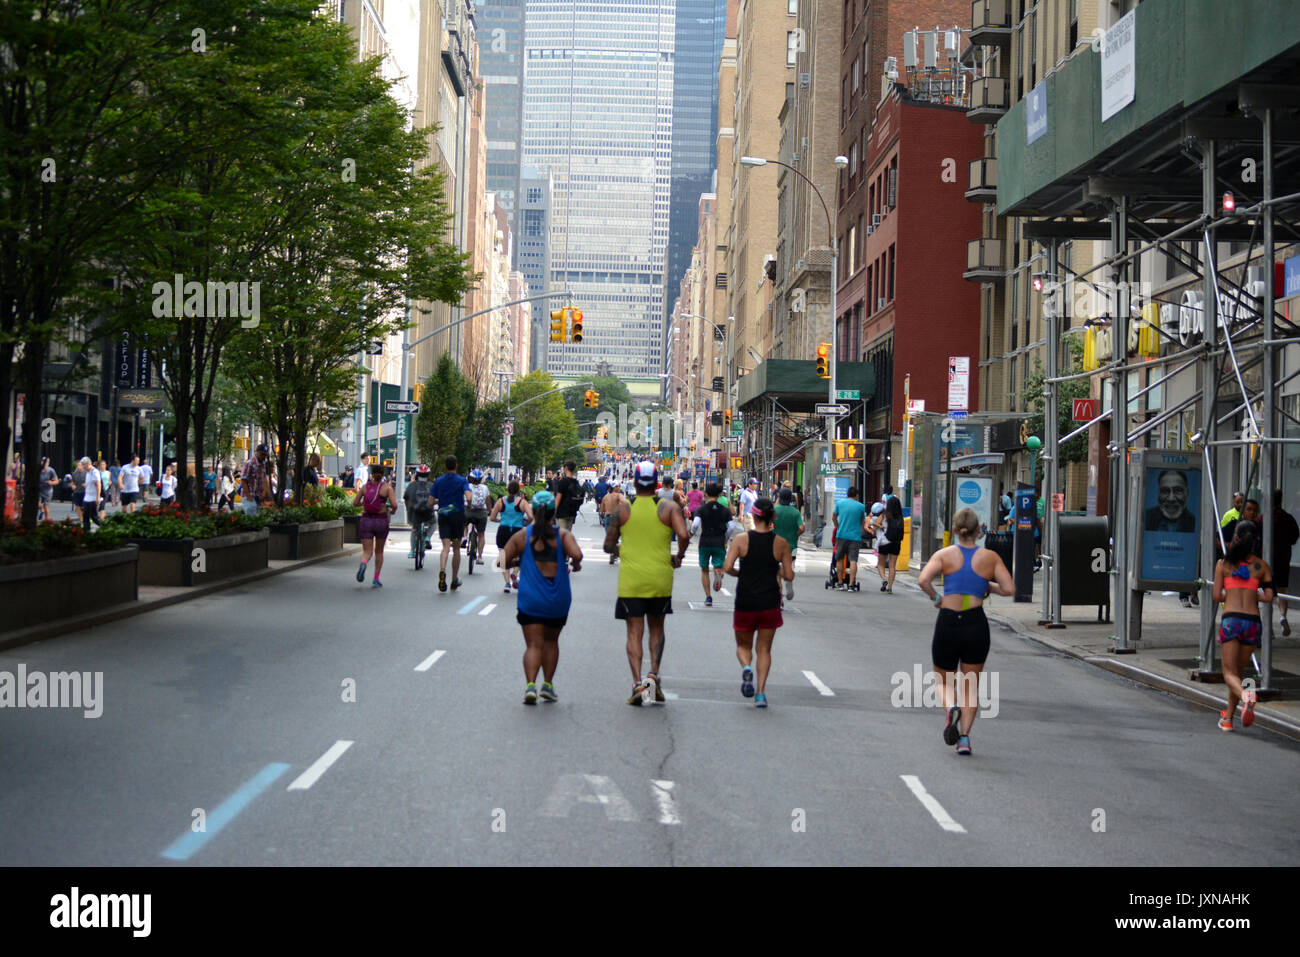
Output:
[2,511,1297,866]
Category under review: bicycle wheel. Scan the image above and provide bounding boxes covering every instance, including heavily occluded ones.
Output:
[467,526,477,575]
[415,523,424,570]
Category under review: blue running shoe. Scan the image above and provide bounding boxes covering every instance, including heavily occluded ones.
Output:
[956,735,972,755]
[371,579,383,588]
[356,562,366,583]
[754,692,767,708]
[523,683,538,705]
[741,666,754,698]
[539,682,557,702]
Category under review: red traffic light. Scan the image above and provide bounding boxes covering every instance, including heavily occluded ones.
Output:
[815,343,829,359]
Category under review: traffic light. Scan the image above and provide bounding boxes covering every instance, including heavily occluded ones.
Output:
[570,308,583,343]
[815,342,831,379]
[725,409,732,428]
[730,456,743,469]
[413,383,423,403]
[550,309,566,342]
[591,390,599,408]
[832,440,864,462]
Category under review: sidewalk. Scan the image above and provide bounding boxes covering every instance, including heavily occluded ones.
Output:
[797,537,1300,742]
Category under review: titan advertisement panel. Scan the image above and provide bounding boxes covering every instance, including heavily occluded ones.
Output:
[1133,449,1202,589]
[954,475,993,540]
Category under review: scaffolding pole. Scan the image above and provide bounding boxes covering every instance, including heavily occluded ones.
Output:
[1197,139,1220,676]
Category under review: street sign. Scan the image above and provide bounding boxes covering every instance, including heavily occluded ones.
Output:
[948,410,969,419]
[396,416,407,440]
[503,422,514,436]
[384,399,420,415]
[723,435,740,446]
[815,403,850,416]
[906,399,926,414]
[1072,398,1099,422]
[504,415,515,425]
[834,389,860,400]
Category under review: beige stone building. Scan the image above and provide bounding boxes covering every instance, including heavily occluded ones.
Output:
[726,0,796,378]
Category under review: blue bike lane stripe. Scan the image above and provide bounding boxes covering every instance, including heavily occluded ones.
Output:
[160,762,291,861]
[458,595,487,615]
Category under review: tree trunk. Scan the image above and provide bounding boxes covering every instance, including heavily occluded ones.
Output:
[0,340,13,528]
[19,339,46,529]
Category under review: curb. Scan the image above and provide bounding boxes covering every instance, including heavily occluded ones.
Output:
[0,545,363,652]
[984,609,1300,743]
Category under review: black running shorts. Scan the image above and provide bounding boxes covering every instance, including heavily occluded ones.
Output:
[438,511,466,541]
[498,524,523,549]
[615,596,673,619]
[931,606,991,671]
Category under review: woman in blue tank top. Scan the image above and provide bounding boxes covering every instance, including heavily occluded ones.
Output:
[917,507,1014,755]
[498,490,583,704]
[490,480,534,594]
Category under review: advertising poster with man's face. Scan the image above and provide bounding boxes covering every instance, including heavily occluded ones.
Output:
[1139,457,1201,583]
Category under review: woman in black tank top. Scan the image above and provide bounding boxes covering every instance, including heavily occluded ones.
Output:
[724,498,794,708]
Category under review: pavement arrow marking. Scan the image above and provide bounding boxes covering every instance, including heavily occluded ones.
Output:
[802,670,836,696]
[287,740,354,791]
[899,775,966,834]
[414,650,446,672]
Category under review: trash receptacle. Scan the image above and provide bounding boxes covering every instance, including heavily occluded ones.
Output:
[984,530,1014,578]
[1057,516,1110,620]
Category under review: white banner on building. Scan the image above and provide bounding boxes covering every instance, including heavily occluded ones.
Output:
[1100,9,1136,122]
[947,356,970,412]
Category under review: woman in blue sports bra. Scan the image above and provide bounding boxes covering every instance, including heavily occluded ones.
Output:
[918,507,1014,755]
[1212,521,1274,732]
[498,490,583,705]
[490,480,534,594]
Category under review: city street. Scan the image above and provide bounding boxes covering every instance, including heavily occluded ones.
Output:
[2,512,1296,867]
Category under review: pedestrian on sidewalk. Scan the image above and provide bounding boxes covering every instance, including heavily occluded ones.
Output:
[39,457,57,521]
[138,459,153,504]
[917,507,1014,756]
[159,463,177,507]
[867,501,887,586]
[1213,522,1274,731]
[217,467,234,511]
[240,446,269,516]
[604,461,690,706]
[500,490,582,704]
[119,455,141,513]
[1270,489,1298,636]
[773,488,803,602]
[353,463,396,587]
[691,482,730,606]
[878,496,905,594]
[725,497,794,708]
[77,458,101,532]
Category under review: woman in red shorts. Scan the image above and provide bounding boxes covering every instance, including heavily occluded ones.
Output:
[724,497,794,708]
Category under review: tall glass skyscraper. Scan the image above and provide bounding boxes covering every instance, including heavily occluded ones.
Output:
[665,0,727,327]
[522,0,676,379]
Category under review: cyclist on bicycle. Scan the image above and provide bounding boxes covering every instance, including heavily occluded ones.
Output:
[465,468,492,564]
[404,464,436,559]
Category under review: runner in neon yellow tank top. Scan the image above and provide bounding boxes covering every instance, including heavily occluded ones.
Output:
[604,461,691,705]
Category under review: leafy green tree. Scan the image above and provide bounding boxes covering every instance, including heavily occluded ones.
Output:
[507,371,577,477]
[458,397,509,469]
[1019,335,1091,480]
[0,0,200,527]
[416,353,475,467]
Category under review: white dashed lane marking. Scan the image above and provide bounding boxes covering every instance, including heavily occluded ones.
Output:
[900,775,966,833]
[287,740,354,792]
[802,670,835,696]
[414,650,446,672]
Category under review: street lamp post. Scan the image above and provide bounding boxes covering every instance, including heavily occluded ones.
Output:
[739,154,848,533]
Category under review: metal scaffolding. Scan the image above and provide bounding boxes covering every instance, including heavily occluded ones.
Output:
[1022,80,1300,695]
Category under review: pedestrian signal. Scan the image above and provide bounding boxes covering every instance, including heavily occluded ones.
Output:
[815,342,830,379]
[832,440,864,461]
[730,456,743,469]
[550,309,566,342]
[570,308,583,343]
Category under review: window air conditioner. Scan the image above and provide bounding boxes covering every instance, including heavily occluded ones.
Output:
[877,298,887,309]
[871,213,881,227]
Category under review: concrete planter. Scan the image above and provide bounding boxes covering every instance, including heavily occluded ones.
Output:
[0,547,139,633]
[343,513,361,544]
[268,519,344,561]
[128,529,269,587]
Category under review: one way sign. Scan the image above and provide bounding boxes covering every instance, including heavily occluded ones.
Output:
[384,399,420,415]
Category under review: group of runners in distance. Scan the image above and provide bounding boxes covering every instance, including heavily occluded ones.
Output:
[345,454,1275,743]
